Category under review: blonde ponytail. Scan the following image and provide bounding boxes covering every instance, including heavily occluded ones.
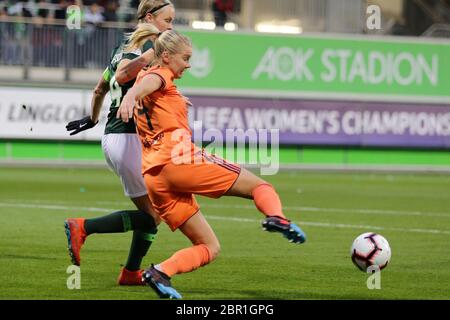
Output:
[124,23,161,53]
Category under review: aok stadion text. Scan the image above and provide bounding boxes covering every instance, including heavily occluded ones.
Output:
[252,47,438,86]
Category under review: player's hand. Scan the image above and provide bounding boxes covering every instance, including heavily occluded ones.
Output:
[66,116,98,135]
[117,95,135,123]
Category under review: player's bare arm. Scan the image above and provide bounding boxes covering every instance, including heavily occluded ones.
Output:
[91,75,110,123]
[66,72,110,135]
[117,74,163,122]
[115,49,156,85]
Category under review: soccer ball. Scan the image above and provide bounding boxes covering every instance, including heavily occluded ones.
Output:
[350,232,391,272]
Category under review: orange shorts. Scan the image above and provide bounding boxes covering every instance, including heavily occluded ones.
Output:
[144,152,241,231]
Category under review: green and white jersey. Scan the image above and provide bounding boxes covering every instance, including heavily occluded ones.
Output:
[104,40,148,134]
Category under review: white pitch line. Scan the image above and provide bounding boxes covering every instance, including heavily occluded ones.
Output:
[198,203,450,218]
[1,201,450,236]
[80,200,450,218]
[0,202,113,213]
[2,199,450,218]
[205,215,450,235]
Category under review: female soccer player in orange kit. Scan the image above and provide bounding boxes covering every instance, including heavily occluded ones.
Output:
[117,30,307,299]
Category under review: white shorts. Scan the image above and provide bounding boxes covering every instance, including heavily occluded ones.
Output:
[102,133,148,198]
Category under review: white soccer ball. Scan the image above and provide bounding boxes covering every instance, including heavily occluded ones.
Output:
[350,232,391,272]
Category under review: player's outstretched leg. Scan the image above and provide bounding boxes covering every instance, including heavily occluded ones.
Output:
[64,218,87,266]
[225,169,307,244]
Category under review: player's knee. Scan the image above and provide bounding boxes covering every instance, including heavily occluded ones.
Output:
[206,242,221,261]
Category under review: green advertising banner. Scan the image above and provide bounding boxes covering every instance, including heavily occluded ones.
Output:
[180,31,450,100]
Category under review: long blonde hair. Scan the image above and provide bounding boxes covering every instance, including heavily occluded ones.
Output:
[153,30,191,64]
[137,0,173,22]
[124,23,160,53]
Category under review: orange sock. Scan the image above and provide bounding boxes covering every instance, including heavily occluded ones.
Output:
[159,244,212,277]
[252,183,286,219]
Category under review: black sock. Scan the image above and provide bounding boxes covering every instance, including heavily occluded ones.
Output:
[125,211,158,271]
[84,210,156,235]
[125,229,157,271]
[83,210,158,271]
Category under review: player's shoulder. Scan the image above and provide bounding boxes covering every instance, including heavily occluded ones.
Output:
[109,39,141,69]
[138,66,174,88]
[138,65,163,78]
[147,66,174,80]
[122,48,142,61]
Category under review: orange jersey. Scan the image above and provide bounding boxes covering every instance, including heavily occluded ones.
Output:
[134,65,198,173]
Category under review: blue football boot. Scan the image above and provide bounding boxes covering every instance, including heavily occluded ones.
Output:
[262,216,307,244]
[142,265,182,299]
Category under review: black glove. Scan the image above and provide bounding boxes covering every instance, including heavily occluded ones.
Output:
[66,116,98,135]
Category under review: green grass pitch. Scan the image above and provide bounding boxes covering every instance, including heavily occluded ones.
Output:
[0,167,449,300]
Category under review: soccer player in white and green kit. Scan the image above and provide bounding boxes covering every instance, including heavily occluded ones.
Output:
[64,1,175,285]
